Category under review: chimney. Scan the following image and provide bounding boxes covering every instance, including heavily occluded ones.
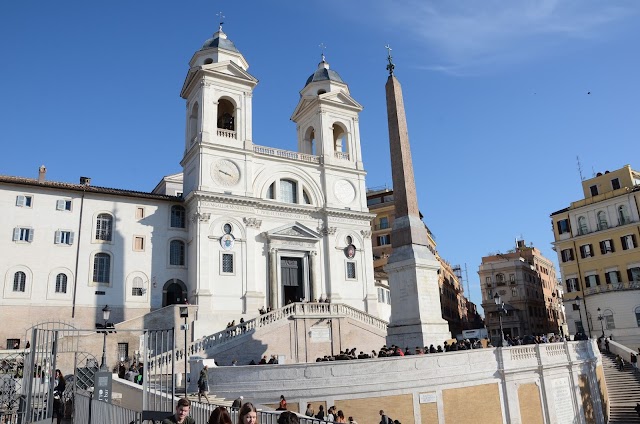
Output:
[80,176,91,186]
[38,165,46,183]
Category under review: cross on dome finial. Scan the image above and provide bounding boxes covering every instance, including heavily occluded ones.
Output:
[385,44,395,76]
[319,43,327,62]
[216,11,225,32]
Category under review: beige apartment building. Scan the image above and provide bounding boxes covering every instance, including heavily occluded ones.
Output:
[367,188,483,336]
[550,164,640,347]
[479,241,565,343]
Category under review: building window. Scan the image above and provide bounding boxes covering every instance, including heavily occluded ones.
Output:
[13,227,34,243]
[635,306,640,327]
[16,195,33,207]
[377,235,391,246]
[566,278,579,292]
[56,199,72,211]
[132,277,144,296]
[6,339,20,349]
[280,179,297,203]
[511,288,518,297]
[13,271,26,292]
[561,248,574,262]
[621,234,637,250]
[611,178,620,190]
[509,274,515,283]
[171,206,186,228]
[93,253,111,284]
[599,239,615,254]
[596,211,608,230]
[55,230,74,245]
[557,219,570,234]
[346,262,357,279]
[222,253,234,273]
[95,214,113,241]
[585,274,600,288]
[117,343,129,361]
[55,273,68,293]
[378,217,389,230]
[618,205,630,225]
[603,310,615,329]
[627,267,640,283]
[605,270,621,285]
[136,207,145,219]
[496,274,505,285]
[267,183,275,199]
[579,244,593,258]
[133,236,145,251]
[169,240,185,266]
[589,185,598,196]
[577,216,588,235]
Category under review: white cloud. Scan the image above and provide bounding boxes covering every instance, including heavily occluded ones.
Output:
[382,0,638,74]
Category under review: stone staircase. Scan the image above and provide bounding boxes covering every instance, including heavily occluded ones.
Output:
[601,353,640,423]
[148,302,387,370]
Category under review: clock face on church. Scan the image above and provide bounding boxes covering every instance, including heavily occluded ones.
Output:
[211,159,241,186]
[334,179,356,204]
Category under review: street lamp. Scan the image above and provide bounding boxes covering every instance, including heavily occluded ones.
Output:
[179,306,189,396]
[493,293,506,347]
[597,307,605,337]
[574,296,586,339]
[100,305,111,371]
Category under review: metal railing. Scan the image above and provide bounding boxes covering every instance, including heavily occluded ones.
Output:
[190,402,330,424]
[75,392,138,424]
[583,280,640,296]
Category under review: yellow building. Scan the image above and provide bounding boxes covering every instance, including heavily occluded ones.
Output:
[551,164,640,347]
[367,188,482,336]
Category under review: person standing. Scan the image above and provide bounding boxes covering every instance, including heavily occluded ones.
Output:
[52,369,65,424]
[379,410,392,424]
[605,338,610,353]
[305,403,314,417]
[277,395,287,410]
[197,365,210,403]
[231,396,244,410]
[163,398,195,424]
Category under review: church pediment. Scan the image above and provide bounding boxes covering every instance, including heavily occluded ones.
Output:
[291,91,362,121]
[266,222,320,241]
[181,62,257,98]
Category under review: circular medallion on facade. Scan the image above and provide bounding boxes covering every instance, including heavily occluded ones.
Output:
[220,234,235,250]
[211,159,241,186]
[345,244,356,259]
[334,179,356,204]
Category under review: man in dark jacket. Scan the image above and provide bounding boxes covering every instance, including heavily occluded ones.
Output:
[162,398,195,424]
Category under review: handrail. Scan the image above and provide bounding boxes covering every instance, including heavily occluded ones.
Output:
[253,145,320,164]
[150,303,387,369]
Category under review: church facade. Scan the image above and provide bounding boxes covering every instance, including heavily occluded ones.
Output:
[0,26,377,344]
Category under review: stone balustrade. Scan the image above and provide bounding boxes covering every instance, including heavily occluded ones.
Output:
[253,145,320,163]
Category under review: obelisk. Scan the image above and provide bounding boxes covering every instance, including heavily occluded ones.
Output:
[383,46,451,348]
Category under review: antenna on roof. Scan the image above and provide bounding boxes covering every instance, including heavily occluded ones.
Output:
[576,156,584,181]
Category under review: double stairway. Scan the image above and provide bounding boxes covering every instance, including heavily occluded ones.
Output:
[601,352,640,423]
[148,302,388,370]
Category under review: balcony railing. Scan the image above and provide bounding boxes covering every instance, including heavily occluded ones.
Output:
[335,151,350,160]
[583,280,640,296]
[217,128,237,139]
[574,217,636,237]
[253,145,321,164]
[374,223,390,230]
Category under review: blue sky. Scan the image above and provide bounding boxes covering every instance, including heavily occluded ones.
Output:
[1,1,639,311]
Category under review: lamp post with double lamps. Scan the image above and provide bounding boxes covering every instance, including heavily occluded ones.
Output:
[493,293,506,347]
[99,305,111,371]
[597,307,605,337]
[574,296,588,338]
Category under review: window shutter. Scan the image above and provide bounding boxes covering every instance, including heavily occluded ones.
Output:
[616,271,621,282]
[56,200,65,210]
[610,240,615,253]
[28,229,34,242]
[557,221,562,233]
[16,195,25,207]
[621,236,627,250]
[569,249,574,260]
[13,228,20,241]
[628,269,634,282]
[605,273,611,284]
[594,274,600,285]
[55,231,62,244]
[599,241,605,254]
[633,235,637,248]
[68,232,75,245]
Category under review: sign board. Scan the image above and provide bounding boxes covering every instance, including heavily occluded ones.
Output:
[551,377,575,424]
[309,326,331,342]
[94,371,113,404]
[419,393,437,404]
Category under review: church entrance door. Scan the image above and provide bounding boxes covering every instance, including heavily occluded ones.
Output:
[281,257,303,305]
[163,279,187,306]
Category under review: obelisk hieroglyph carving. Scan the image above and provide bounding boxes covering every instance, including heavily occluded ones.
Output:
[383,46,451,348]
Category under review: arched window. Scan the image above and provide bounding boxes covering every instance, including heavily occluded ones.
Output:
[217,98,235,131]
[603,309,615,329]
[95,214,113,241]
[189,102,199,144]
[132,276,144,296]
[266,182,275,200]
[302,127,316,155]
[280,179,297,203]
[13,271,26,292]
[597,211,608,230]
[618,205,630,225]
[333,124,346,153]
[55,273,67,293]
[171,205,186,228]
[93,253,111,284]
[303,189,311,205]
[170,240,186,266]
[577,216,588,235]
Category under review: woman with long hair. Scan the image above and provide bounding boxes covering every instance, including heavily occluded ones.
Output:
[52,369,66,424]
[208,406,232,424]
[237,402,257,424]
